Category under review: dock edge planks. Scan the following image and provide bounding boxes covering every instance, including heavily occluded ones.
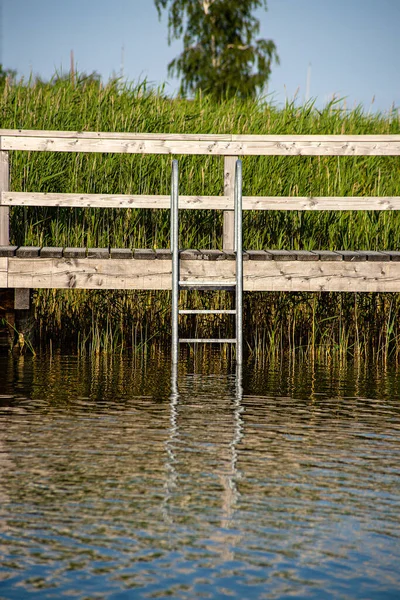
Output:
[5,252,400,292]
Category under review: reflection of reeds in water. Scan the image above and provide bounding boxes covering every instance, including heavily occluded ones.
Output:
[0,353,248,566]
[2,351,400,586]
[2,75,400,356]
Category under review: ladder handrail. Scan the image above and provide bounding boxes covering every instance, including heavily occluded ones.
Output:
[235,160,243,365]
[171,160,179,365]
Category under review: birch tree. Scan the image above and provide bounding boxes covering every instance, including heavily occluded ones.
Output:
[154,0,278,99]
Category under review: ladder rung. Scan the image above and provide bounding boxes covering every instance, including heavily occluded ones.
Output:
[179,309,236,315]
[179,338,237,343]
[179,280,236,291]
[179,280,236,286]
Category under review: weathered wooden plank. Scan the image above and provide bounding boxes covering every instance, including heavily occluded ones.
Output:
[0,257,7,287]
[292,250,319,261]
[6,257,400,292]
[232,134,400,143]
[384,251,400,262]
[246,250,272,261]
[242,196,400,211]
[268,250,299,260]
[16,246,41,258]
[180,249,202,260]
[358,250,390,262]
[0,245,17,257]
[5,192,400,212]
[1,192,232,210]
[1,137,239,155]
[2,135,400,156]
[179,249,242,260]
[180,260,235,286]
[134,249,156,259]
[64,248,86,259]
[87,248,109,259]
[244,260,400,292]
[9,246,400,266]
[315,250,343,261]
[223,156,237,250]
[1,131,400,156]
[200,250,226,261]
[155,249,171,260]
[40,247,63,258]
[8,258,172,290]
[335,251,367,261]
[232,140,400,156]
[0,130,233,141]
[0,152,9,246]
[222,250,236,261]
[110,248,132,259]
[1,130,400,142]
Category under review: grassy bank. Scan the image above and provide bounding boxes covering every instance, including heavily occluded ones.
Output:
[1,74,400,358]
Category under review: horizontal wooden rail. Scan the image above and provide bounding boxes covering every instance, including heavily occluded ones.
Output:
[0,192,225,210]
[1,130,400,155]
[2,248,400,292]
[2,192,400,211]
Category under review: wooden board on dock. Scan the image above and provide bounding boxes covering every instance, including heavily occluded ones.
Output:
[4,249,400,292]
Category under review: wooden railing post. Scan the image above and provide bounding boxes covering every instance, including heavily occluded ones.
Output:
[0,150,13,349]
[0,150,30,309]
[0,151,9,246]
[223,155,238,250]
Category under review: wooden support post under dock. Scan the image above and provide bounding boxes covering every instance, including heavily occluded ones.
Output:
[0,151,30,311]
[0,151,31,352]
[0,151,9,247]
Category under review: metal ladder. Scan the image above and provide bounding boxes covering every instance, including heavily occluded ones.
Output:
[171,159,243,365]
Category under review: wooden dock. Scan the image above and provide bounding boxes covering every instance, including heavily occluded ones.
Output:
[1,130,400,303]
[2,247,400,293]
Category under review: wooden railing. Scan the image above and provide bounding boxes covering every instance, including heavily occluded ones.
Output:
[1,130,400,300]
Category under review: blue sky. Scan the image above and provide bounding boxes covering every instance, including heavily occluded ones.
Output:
[1,0,399,112]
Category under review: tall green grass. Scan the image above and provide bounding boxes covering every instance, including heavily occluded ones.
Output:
[1,74,400,357]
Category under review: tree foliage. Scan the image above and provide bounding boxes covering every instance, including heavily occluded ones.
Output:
[155,0,278,99]
[0,65,17,89]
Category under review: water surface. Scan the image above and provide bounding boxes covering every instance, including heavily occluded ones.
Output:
[0,353,399,599]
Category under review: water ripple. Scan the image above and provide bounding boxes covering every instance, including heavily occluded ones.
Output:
[0,354,399,598]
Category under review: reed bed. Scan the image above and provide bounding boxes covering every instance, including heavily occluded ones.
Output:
[1,74,400,358]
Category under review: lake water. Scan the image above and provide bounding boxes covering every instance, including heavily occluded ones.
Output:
[0,352,400,599]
